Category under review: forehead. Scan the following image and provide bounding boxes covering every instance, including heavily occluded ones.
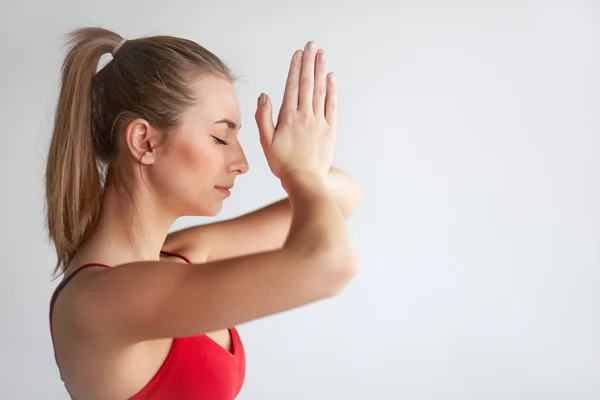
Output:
[185,76,241,124]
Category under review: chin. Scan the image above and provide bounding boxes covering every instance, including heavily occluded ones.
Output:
[206,207,222,217]
[193,202,223,217]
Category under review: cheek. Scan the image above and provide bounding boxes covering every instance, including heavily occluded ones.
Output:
[169,141,215,186]
[151,137,225,212]
[178,141,208,174]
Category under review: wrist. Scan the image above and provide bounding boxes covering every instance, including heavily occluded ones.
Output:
[281,170,328,197]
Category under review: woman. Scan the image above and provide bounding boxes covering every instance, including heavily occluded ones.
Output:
[47,26,362,399]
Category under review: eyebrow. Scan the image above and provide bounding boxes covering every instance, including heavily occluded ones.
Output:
[214,118,241,130]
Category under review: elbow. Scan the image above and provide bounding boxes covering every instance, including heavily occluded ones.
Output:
[321,245,359,298]
[286,228,359,300]
[344,184,364,218]
[328,260,358,297]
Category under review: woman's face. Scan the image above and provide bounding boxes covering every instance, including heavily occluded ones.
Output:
[150,75,249,217]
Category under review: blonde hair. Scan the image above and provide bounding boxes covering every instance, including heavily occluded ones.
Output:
[45,27,235,277]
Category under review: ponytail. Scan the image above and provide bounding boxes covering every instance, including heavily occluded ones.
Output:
[45,27,121,277]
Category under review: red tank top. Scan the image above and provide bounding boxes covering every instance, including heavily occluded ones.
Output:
[49,251,246,399]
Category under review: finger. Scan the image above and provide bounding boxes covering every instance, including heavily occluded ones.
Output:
[281,50,303,113]
[324,73,337,129]
[255,93,274,146]
[299,41,317,112]
[313,49,328,116]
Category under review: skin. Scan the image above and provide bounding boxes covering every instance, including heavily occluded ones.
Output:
[52,41,362,399]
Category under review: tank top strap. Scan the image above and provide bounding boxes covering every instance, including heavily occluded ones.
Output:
[49,263,112,313]
[160,250,192,264]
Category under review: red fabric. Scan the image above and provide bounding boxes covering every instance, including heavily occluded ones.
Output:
[49,252,246,400]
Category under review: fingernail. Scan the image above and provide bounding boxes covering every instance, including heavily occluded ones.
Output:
[306,41,316,52]
[258,93,267,105]
[318,51,327,63]
[328,73,335,85]
[294,50,303,60]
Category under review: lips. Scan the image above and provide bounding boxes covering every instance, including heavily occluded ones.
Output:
[215,186,232,197]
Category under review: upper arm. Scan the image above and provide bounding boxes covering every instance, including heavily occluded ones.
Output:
[74,246,355,343]
[163,199,292,263]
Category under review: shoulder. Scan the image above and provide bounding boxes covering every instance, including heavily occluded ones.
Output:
[52,263,111,312]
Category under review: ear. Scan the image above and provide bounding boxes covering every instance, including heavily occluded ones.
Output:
[124,118,160,165]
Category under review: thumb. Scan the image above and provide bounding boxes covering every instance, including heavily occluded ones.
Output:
[255,93,274,146]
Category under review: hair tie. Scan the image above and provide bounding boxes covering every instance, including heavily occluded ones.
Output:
[112,37,128,56]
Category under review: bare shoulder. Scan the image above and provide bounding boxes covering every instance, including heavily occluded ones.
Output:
[50,252,187,346]
[51,264,110,323]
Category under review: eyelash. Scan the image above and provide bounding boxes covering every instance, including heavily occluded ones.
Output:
[211,136,230,146]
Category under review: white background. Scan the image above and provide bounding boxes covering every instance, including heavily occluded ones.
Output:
[0,0,598,399]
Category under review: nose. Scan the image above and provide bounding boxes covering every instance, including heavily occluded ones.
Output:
[227,144,249,175]
[231,158,249,175]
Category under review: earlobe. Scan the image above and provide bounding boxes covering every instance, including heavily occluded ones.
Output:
[125,118,158,165]
[140,141,156,165]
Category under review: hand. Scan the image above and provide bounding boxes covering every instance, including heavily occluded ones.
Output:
[255,41,337,183]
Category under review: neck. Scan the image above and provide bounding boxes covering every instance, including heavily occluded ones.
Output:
[74,182,178,268]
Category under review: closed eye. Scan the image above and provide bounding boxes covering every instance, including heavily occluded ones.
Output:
[211,136,230,146]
